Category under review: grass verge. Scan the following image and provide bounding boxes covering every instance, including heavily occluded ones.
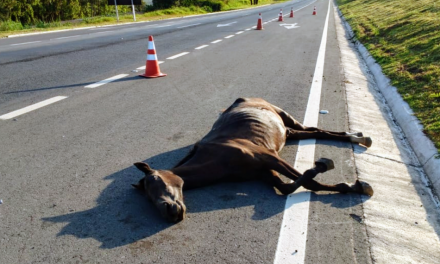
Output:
[0,0,286,38]
[336,0,440,154]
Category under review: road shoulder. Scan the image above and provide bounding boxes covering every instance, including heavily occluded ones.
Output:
[333,2,440,263]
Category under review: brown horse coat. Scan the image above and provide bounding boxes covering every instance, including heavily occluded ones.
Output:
[134,98,373,222]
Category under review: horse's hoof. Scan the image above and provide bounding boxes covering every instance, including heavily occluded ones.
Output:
[356,180,374,196]
[362,137,372,148]
[315,158,335,172]
[347,132,363,137]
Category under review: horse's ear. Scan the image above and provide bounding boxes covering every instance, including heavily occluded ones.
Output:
[134,162,153,174]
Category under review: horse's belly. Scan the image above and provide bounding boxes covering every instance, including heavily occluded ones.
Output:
[210,107,286,152]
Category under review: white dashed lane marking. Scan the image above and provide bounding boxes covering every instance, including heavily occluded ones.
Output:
[167,52,190,60]
[10,41,42,46]
[0,96,68,120]
[195,45,209,50]
[2,3,313,120]
[84,74,129,89]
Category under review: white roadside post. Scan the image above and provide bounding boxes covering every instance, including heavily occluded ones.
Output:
[131,0,136,21]
[114,0,119,22]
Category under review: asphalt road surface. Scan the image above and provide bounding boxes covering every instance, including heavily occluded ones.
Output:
[2,0,437,263]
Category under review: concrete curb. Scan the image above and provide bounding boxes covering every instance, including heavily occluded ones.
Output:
[335,8,440,197]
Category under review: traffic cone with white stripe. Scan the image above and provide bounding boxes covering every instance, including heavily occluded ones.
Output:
[290,7,294,18]
[313,6,316,15]
[139,35,166,78]
[278,9,283,21]
[256,13,263,30]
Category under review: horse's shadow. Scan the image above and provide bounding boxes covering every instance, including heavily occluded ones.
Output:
[42,143,366,249]
[41,146,285,248]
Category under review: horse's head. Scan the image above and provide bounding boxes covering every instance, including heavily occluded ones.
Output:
[133,162,186,222]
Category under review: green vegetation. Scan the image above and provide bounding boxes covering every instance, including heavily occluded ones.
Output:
[336,0,440,153]
[0,0,283,37]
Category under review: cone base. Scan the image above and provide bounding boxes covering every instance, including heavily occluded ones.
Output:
[139,73,167,78]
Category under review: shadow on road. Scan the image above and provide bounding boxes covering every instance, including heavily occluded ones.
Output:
[42,139,371,249]
[3,76,141,94]
[41,145,288,249]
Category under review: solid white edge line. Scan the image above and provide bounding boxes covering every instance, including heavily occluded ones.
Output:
[10,41,41,46]
[84,74,129,89]
[273,0,331,263]
[0,96,68,120]
[166,52,190,60]
[195,45,209,50]
[211,39,222,43]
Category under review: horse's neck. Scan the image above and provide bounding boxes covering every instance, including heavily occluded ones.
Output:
[171,162,222,190]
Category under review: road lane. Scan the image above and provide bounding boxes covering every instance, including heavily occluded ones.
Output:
[0,0,373,263]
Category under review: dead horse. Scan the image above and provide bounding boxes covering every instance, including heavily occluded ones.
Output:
[133,98,374,222]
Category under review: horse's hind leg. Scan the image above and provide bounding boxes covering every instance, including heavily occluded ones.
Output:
[265,156,374,196]
[286,128,372,148]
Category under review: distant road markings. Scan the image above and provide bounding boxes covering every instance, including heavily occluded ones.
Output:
[245,28,252,31]
[0,96,68,120]
[211,39,222,43]
[177,23,201,28]
[195,45,209,50]
[94,31,114,34]
[136,61,163,71]
[10,41,41,46]
[167,52,189,60]
[54,35,80,40]
[235,31,244,34]
[157,24,173,28]
[225,35,234,39]
[252,26,257,29]
[84,74,129,89]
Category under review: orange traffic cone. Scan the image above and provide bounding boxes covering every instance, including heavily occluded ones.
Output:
[313,6,316,15]
[139,35,166,78]
[256,13,263,30]
[278,9,283,22]
[290,7,294,18]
